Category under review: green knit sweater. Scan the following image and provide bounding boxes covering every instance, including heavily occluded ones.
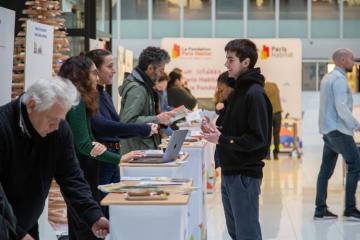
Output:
[67,100,119,164]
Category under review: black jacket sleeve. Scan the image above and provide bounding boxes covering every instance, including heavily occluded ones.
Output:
[219,91,271,152]
[54,122,103,228]
[169,87,197,110]
[0,123,24,240]
[91,114,151,139]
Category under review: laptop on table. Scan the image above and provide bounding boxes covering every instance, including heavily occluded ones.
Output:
[129,129,188,164]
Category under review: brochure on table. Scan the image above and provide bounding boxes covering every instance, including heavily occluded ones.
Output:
[171,106,216,124]
[0,7,15,105]
[24,20,54,90]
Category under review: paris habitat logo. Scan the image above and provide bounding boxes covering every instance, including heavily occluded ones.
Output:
[260,45,270,60]
[172,44,181,59]
[260,44,294,60]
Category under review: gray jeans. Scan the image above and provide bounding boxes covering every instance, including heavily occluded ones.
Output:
[221,174,262,240]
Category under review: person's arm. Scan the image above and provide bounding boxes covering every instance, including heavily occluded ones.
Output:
[333,78,360,131]
[91,114,151,138]
[0,124,26,239]
[54,122,104,228]
[219,92,271,152]
[67,101,119,164]
[121,85,159,124]
[171,88,197,110]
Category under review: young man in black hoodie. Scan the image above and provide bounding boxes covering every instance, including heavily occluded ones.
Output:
[202,39,272,240]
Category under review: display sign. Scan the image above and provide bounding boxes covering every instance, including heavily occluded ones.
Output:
[124,49,134,73]
[113,45,125,112]
[24,20,54,90]
[0,7,15,105]
[161,38,302,118]
[89,38,107,50]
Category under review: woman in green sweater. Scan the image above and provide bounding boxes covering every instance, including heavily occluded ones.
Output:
[58,56,144,240]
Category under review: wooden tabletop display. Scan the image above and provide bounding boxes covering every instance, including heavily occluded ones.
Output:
[101,180,193,206]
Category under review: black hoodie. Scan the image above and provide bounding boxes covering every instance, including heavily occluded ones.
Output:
[218,68,272,178]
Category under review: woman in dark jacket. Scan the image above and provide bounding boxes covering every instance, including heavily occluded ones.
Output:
[214,72,234,168]
[167,69,197,110]
[60,56,146,240]
[86,49,158,216]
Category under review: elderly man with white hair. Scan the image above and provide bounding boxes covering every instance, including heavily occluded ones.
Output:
[0,77,109,240]
[315,48,360,221]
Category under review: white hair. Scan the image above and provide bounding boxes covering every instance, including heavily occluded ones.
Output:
[22,76,80,112]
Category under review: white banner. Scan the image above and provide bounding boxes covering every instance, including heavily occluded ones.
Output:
[161,38,302,119]
[0,7,15,105]
[24,20,54,90]
[113,45,125,112]
[89,38,107,50]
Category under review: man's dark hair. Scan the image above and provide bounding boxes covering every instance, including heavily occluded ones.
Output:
[224,39,258,69]
[138,47,170,71]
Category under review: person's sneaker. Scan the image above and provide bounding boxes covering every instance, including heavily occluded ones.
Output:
[314,209,338,220]
[273,153,279,160]
[344,209,360,221]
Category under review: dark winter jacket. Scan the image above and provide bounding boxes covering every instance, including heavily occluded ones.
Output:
[91,85,151,143]
[218,68,272,178]
[0,97,103,239]
[118,67,161,154]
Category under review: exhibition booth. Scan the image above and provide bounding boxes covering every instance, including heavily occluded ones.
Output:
[0,6,307,240]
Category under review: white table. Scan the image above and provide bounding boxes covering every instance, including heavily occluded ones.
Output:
[101,182,190,240]
[177,141,209,240]
[120,151,205,240]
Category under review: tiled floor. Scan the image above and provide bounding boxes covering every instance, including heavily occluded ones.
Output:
[206,147,360,240]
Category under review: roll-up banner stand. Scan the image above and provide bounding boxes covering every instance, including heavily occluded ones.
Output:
[0,7,15,105]
[24,20,54,90]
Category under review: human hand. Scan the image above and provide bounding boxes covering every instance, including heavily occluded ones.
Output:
[90,142,107,157]
[201,116,216,134]
[147,123,159,136]
[21,234,35,240]
[157,112,175,125]
[121,150,145,162]
[91,217,109,238]
[201,127,221,144]
[215,102,224,111]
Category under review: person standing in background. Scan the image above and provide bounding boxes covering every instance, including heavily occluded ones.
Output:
[119,46,174,155]
[59,56,144,239]
[213,71,234,169]
[167,69,197,110]
[264,81,283,160]
[86,49,158,217]
[314,48,360,221]
[154,73,174,136]
[155,73,173,113]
